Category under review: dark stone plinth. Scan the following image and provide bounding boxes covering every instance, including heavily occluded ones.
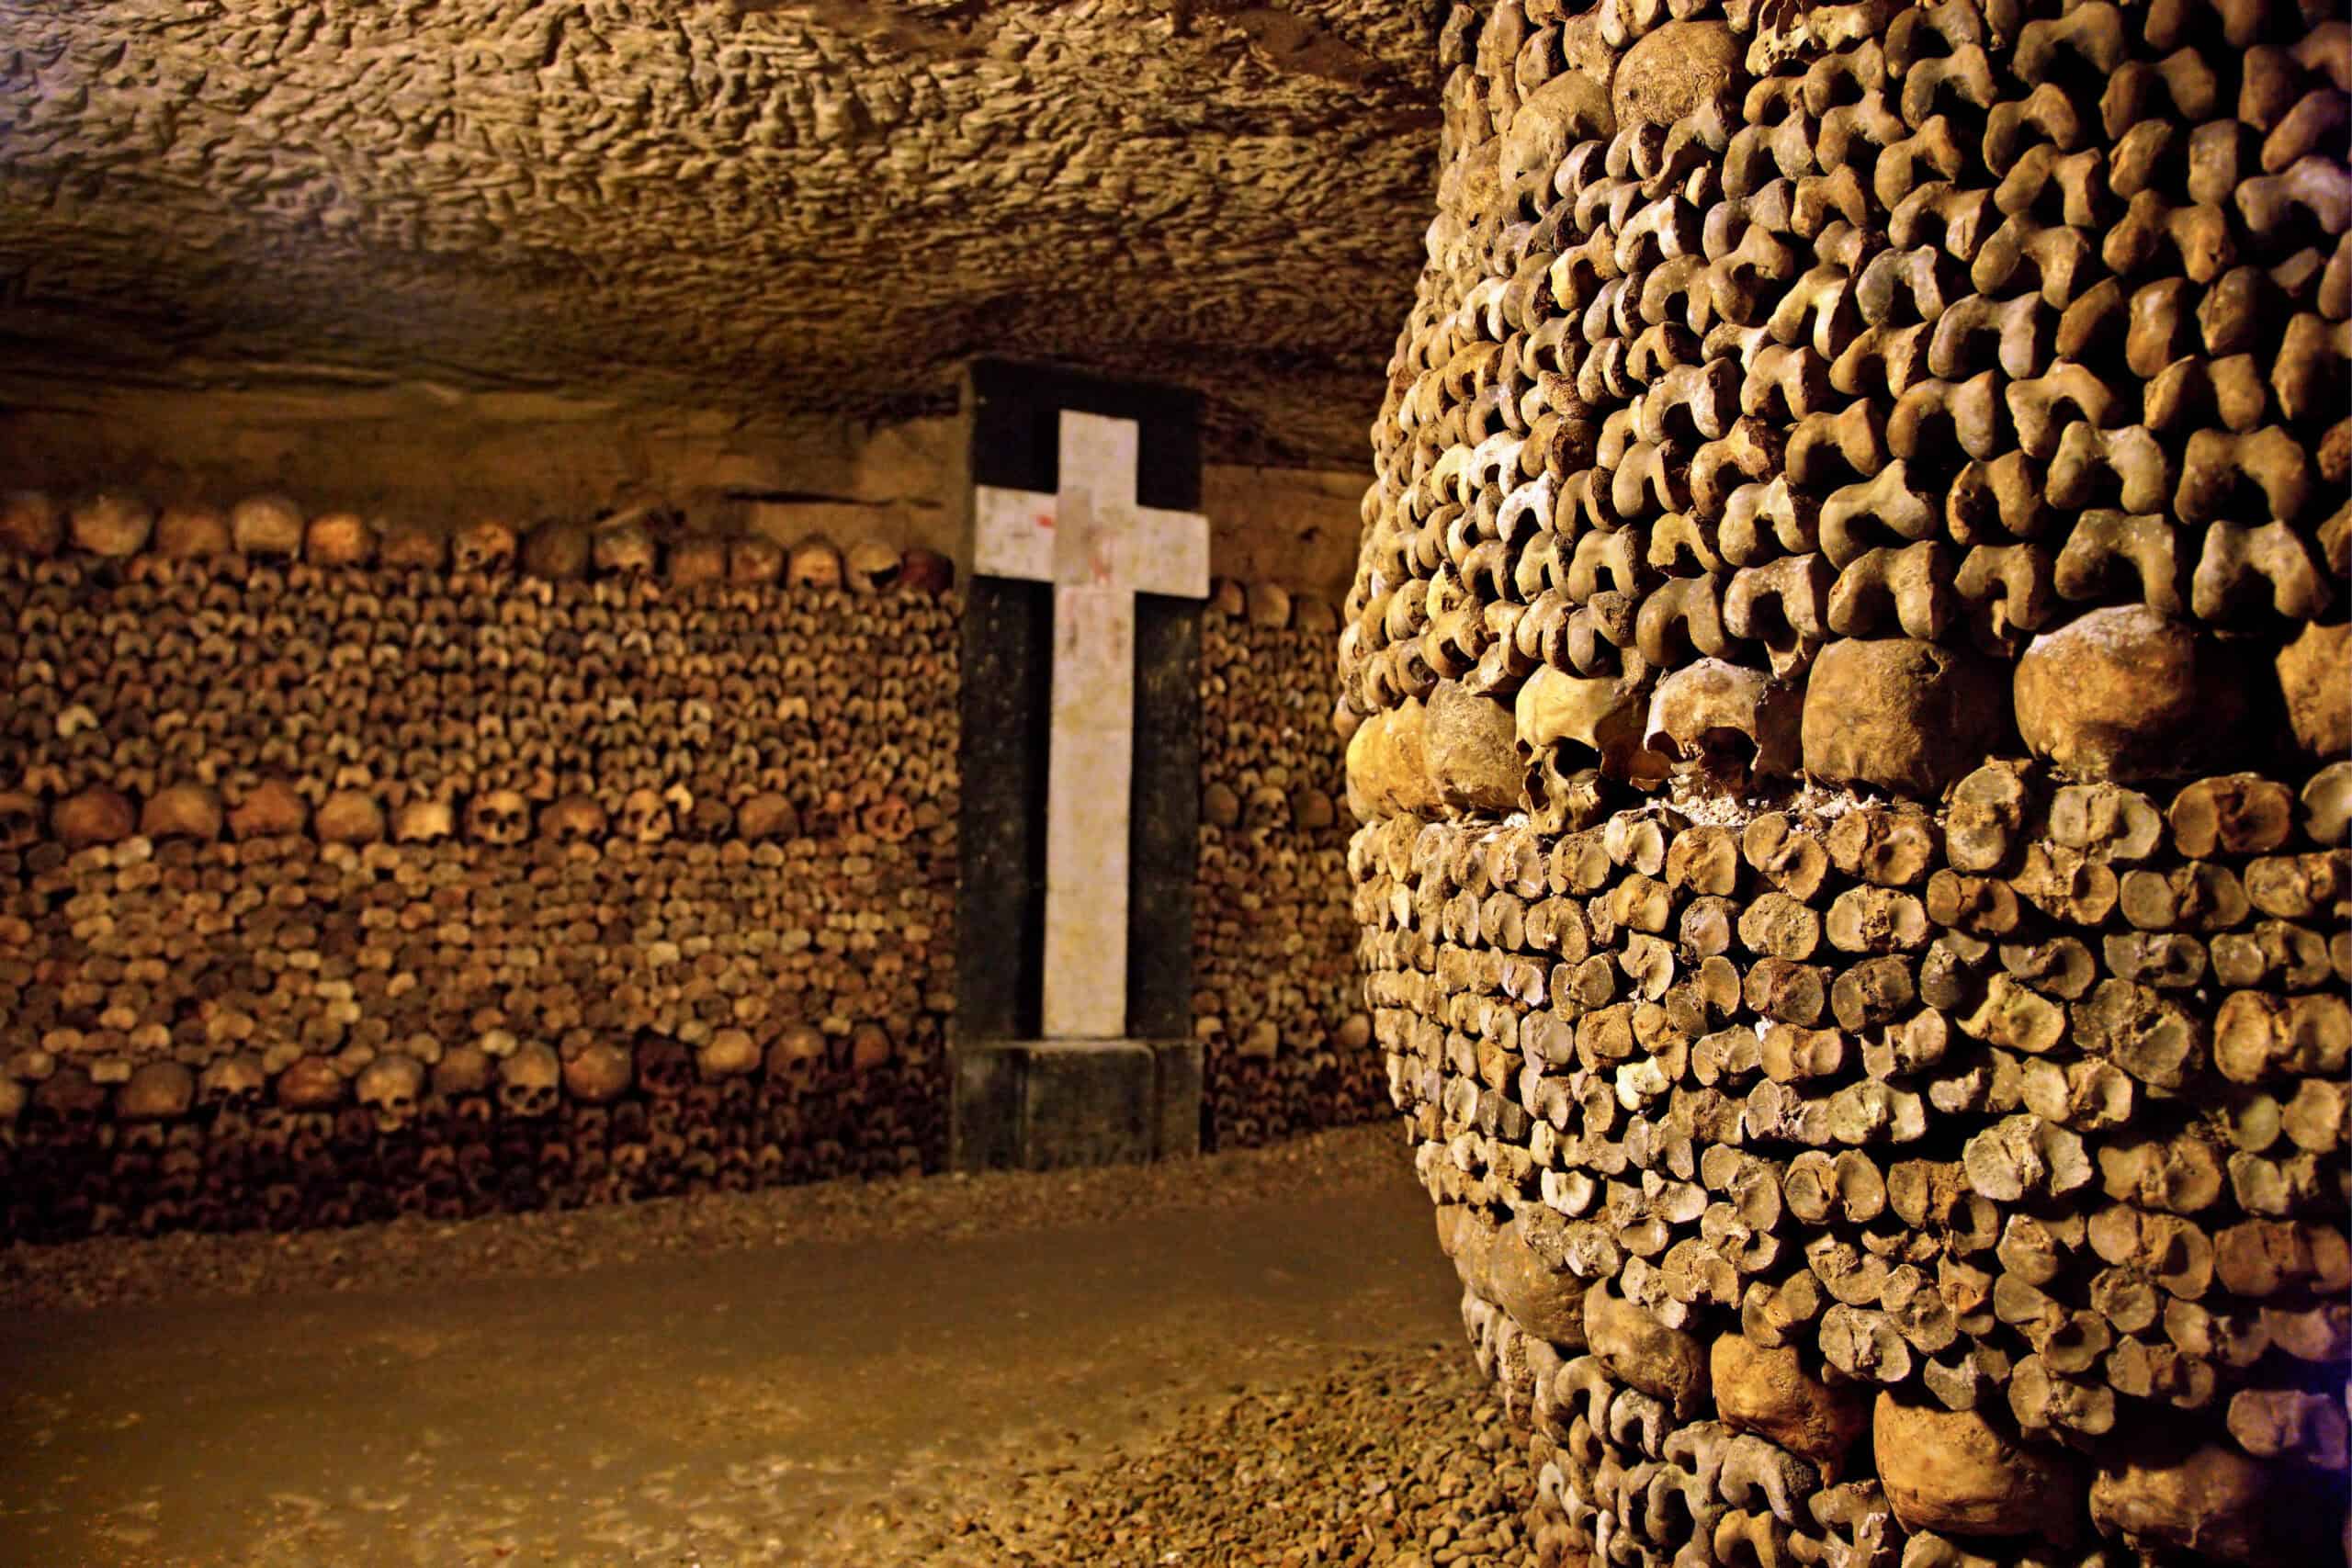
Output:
[950,1040,1204,1172]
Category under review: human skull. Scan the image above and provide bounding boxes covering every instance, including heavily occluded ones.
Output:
[305,512,377,568]
[1242,785,1291,831]
[635,1037,695,1098]
[540,794,608,845]
[314,788,387,844]
[522,520,591,580]
[668,535,728,587]
[198,1054,268,1107]
[392,796,456,843]
[141,783,226,840]
[0,790,42,850]
[899,547,955,595]
[594,521,658,575]
[1516,667,1669,787]
[70,491,155,557]
[378,522,447,571]
[465,788,532,845]
[617,787,673,843]
[849,1022,893,1071]
[226,779,310,840]
[230,494,306,558]
[737,791,799,841]
[277,1054,345,1110]
[843,539,901,594]
[1643,659,1804,788]
[560,1039,634,1102]
[452,518,519,573]
[51,784,136,847]
[0,491,62,558]
[787,537,843,590]
[433,1043,493,1098]
[729,537,784,586]
[698,1028,761,1079]
[356,1054,427,1133]
[118,1061,195,1121]
[33,1066,107,1131]
[1246,581,1294,627]
[765,1024,826,1078]
[154,504,232,558]
[497,1042,561,1118]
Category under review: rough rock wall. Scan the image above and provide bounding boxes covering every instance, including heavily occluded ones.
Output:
[1197,581,1386,1147]
[1342,0,2349,1562]
[0,0,1441,468]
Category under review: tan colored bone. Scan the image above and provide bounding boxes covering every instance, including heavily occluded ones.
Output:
[230,494,306,558]
[1875,1394,2086,1539]
[1641,659,1801,786]
[2014,607,2245,782]
[0,490,62,557]
[1802,637,2009,795]
[70,492,154,558]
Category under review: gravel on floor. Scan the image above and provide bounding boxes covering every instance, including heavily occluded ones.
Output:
[831,1346,1540,1568]
[0,1120,1412,1314]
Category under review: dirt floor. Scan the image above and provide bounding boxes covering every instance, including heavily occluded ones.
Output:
[0,1123,1541,1567]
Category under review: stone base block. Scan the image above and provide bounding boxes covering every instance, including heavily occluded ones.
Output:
[950,1039,1202,1172]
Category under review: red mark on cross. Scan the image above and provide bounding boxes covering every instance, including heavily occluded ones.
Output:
[1035,512,1054,529]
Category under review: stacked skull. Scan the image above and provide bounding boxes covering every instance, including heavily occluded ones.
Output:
[1342,1,2348,1563]
[0,494,1383,1235]
[1197,579,1387,1144]
[0,507,959,1237]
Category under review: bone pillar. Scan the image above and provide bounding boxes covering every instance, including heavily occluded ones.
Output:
[1345,5,2352,1564]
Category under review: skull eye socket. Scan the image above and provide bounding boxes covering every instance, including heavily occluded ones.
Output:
[1687,726,1759,773]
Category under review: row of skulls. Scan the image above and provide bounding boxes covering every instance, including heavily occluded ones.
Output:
[0,491,952,594]
[0,777,820,851]
[37,1023,864,1137]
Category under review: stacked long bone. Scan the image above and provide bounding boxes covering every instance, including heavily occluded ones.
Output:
[0,489,1383,1235]
[0,491,956,1238]
[1197,579,1389,1146]
[1340,0,2349,1563]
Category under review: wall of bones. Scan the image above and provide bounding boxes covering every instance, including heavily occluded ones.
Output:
[0,491,1369,1243]
[1343,0,2349,1564]
[1199,581,1392,1147]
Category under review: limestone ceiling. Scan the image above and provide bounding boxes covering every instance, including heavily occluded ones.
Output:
[0,0,1444,468]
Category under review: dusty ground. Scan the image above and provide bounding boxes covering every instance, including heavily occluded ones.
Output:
[0,1123,1539,1567]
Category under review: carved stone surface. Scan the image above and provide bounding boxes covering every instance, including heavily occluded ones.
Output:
[1344,1,2350,1562]
[0,0,1443,465]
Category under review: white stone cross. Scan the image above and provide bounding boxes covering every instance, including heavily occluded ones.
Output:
[972,411,1209,1040]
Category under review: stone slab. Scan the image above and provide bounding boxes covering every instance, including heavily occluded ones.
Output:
[1022,1040,1157,1170]
[1151,1038,1205,1159]
[949,1039,1204,1172]
[949,1041,1027,1175]
[955,575,1053,1041]
[972,484,1057,582]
